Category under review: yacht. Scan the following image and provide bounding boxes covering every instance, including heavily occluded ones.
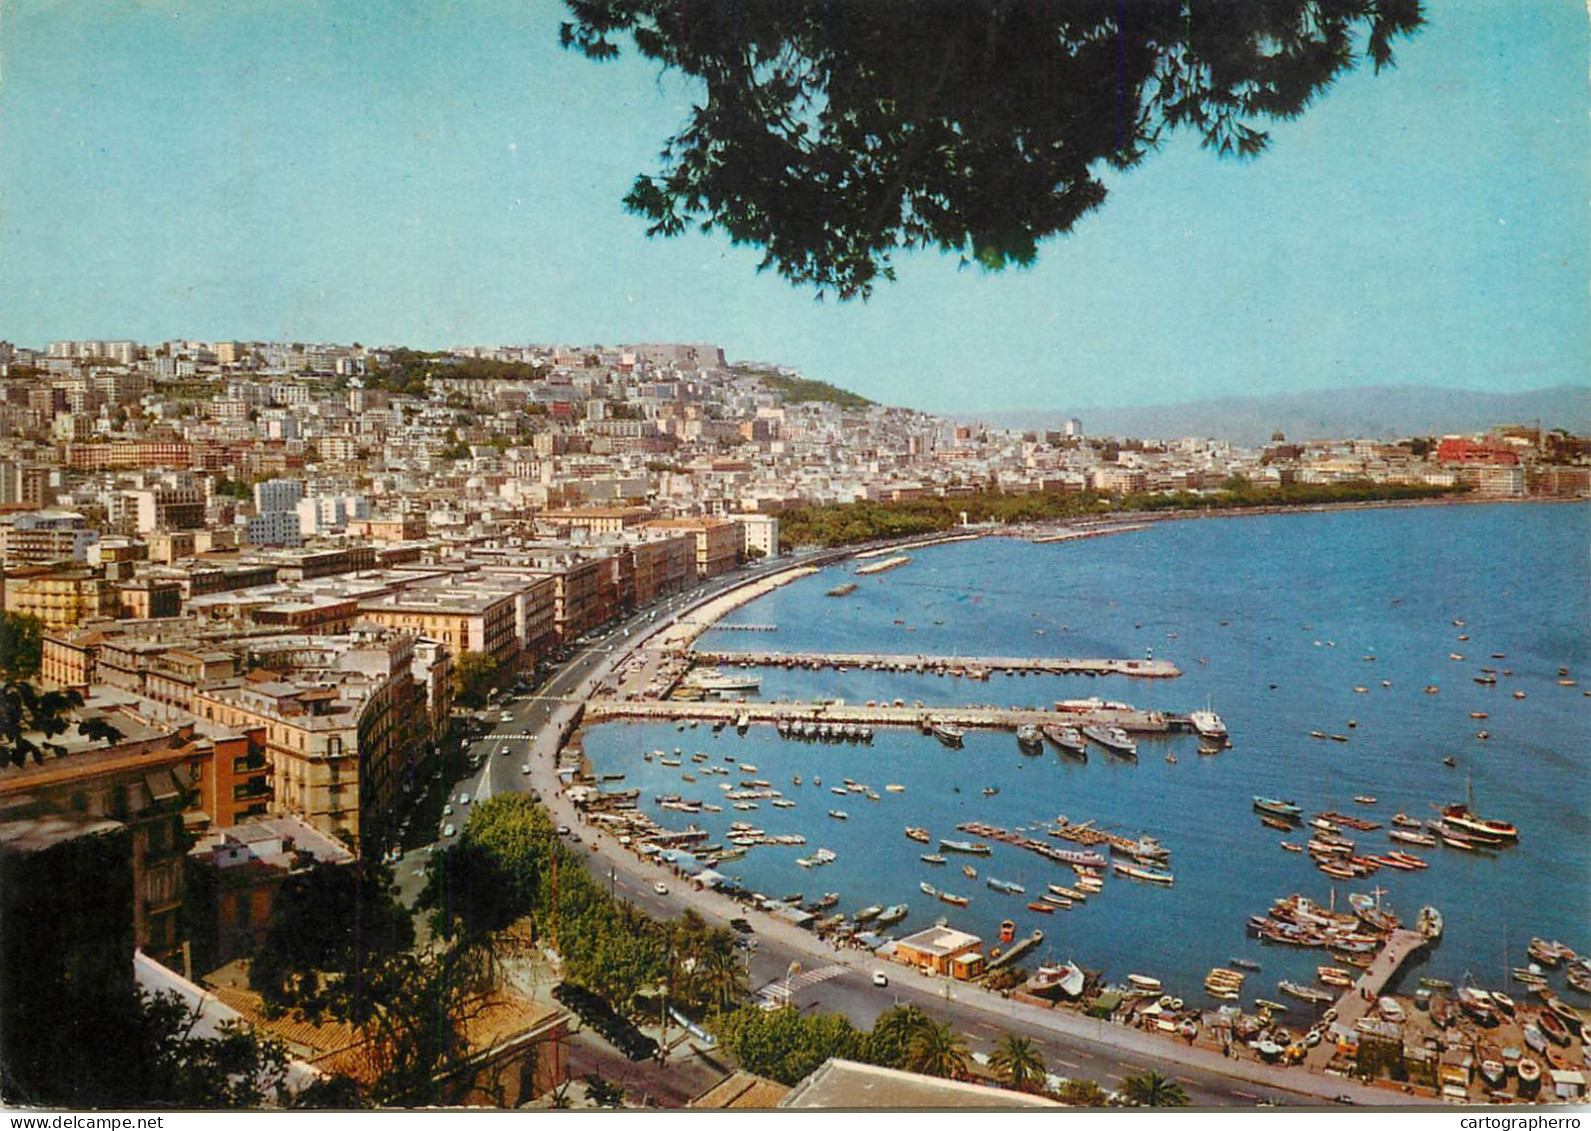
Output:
[1189,709,1228,741]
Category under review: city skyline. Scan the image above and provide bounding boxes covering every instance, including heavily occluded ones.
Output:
[2,0,1586,414]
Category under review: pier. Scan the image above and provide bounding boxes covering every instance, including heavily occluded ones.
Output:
[689,649,1182,680]
[584,696,1176,735]
[1302,928,1430,1072]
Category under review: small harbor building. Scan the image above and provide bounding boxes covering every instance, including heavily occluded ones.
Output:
[891,925,985,979]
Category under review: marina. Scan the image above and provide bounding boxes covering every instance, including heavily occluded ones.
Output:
[581,503,1589,1091]
[688,648,1182,680]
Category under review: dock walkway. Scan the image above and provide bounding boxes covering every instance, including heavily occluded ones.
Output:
[690,649,1182,679]
[1303,928,1430,1072]
[585,697,1174,734]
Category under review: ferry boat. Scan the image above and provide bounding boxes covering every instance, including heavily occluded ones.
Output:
[1082,723,1137,757]
[932,722,966,748]
[1041,724,1088,758]
[1189,709,1228,740]
[1016,724,1044,753]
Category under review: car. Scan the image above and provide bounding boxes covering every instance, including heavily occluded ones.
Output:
[521,763,531,775]
[500,746,511,756]
[442,824,456,837]
[653,882,668,895]
[556,825,571,836]
[500,712,513,723]
[458,792,471,805]
[443,804,454,816]
[729,918,753,934]
[872,971,889,987]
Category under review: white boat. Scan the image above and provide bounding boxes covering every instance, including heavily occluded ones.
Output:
[1128,974,1163,992]
[686,669,763,693]
[932,722,966,748]
[1189,709,1228,740]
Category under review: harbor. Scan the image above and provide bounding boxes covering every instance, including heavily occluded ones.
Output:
[688,649,1182,679]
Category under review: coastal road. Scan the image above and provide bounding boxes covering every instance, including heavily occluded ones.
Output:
[411,557,1427,1108]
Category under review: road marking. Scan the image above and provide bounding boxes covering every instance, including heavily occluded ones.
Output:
[976,1021,1000,1032]
[1231,1090,1258,1101]
[1056,1059,1080,1070]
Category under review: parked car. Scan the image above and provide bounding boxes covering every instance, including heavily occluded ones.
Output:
[458,792,470,805]
[442,824,456,838]
[521,763,532,775]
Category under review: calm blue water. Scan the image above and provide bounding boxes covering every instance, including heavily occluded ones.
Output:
[584,503,1591,1004]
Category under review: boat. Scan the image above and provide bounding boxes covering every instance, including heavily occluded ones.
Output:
[919,881,938,897]
[828,810,848,820]
[1025,961,1087,1000]
[1389,829,1438,847]
[1015,725,1044,753]
[1027,901,1055,914]
[999,920,1016,943]
[1527,938,1575,967]
[931,722,966,748]
[1082,723,1137,756]
[904,827,931,843]
[852,905,883,923]
[962,864,978,879]
[1391,812,1422,829]
[1254,998,1290,1014]
[1567,966,1591,995]
[938,891,969,907]
[1518,1057,1542,1087]
[1049,884,1087,902]
[987,877,1027,895]
[1127,974,1163,992]
[1458,986,1498,1025]
[876,904,908,926]
[686,669,763,693]
[939,839,992,855]
[1541,993,1584,1036]
[1042,724,1088,757]
[1418,977,1454,990]
[1230,958,1263,972]
[1278,981,1336,1005]
[1442,799,1518,842]
[1537,1010,1572,1047]
[1317,967,1355,988]
[1416,905,1444,940]
[1259,815,1292,831]
[1189,709,1228,740]
[1252,797,1303,818]
[885,784,905,793]
[981,786,999,797]
[920,854,947,865]
[1378,997,1407,1023]
[1352,795,1376,805]
[808,893,839,911]
[1113,861,1174,885]
[1480,1057,1506,1088]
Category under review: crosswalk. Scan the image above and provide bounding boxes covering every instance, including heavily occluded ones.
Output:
[755,963,849,1003]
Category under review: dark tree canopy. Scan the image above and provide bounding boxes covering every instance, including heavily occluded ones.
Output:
[562,0,1423,297]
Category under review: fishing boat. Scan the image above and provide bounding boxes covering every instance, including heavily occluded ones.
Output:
[1042,724,1088,757]
[932,722,966,748]
[1527,938,1575,967]
[1278,981,1336,1005]
[999,920,1016,944]
[986,877,1027,895]
[852,905,883,923]
[904,827,931,843]
[1259,815,1292,831]
[1537,1010,1571,1047]
[1352,795,1377,805]
[1416,905,1444,940]
[1082,723,1137,757]
[1389,829,1438,847]
[828,810,848,820]
[939,839,992,855]
[920,854,947,865]
[876,904,908,926]
[1048,884,1087,902]
[1418,977,1455,991]
[1113,861,1174,885]
[808,892,839,911]
[1317,966,1355,988]
[1039,893,1072,908]
[1015,724,1044,753]
[1391,812,1423,828]
[1458,986,1498,1026]
[1280,842,1303,853]
[1027,901,1055,914]
[919,881,938,897]
[1518,1057,1542,1088]
[1253,797,1303,818]
[1442,799,1518,842]
[1127,974,1163,992]
[982,786,1000,797]
[1567,966,1591,995]
[1255,998,1290,1014]
[938,891,969,907]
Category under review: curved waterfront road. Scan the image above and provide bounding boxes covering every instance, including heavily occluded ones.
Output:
[418,559,1430,1109]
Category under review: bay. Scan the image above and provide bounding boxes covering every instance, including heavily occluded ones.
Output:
[583,502,1590,1003]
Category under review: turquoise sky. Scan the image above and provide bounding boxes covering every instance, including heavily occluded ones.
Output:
[1,1,1585,412]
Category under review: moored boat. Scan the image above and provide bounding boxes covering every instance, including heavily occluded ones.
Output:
[932,722,966,748]
[1016,724,1044,753]
[938,892,969,907]
[1416,905,1444,940]
[904,827,931,843]
[876,904,908,926]
[1042,724,1088,757]
[939,839,992,855]
[1253,797,1303,819]
[986,877,1026,895]
[1082,723,1137,757]
[1189,709,1228,740]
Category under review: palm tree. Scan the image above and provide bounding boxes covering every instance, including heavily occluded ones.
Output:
[989,1033,1046,1092]
[905,1018,971,1080]
[1122,1070,1189,1107]
[694,932,749,1012]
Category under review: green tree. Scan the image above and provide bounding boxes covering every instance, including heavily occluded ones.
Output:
[452,650,503,706]
[709,1005,862,1085]
[583,1072,626,1108]
[904,1017,972,1080]
[562,1,1422,299]
[1122,1069,1189,1107]
[249,860,414,1020]
[862,1003,932,1070]
[0,612,45,681]
[1054,1077,1110,1106]
[989,1032,1046,1093]
[1,681,123,769]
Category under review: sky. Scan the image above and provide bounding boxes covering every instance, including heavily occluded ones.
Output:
[0,0,1585,414]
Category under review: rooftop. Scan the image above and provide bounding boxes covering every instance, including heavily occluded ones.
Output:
[779,1059,1058,1109]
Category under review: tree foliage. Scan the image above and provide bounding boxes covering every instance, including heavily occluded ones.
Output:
[1121,1069,1190,1107]
[452,650,505,706]
[708,1004,863,1085]
[0,612,45,681]
[989,1032,1047,1092]
[562,0,1423,298]
[0,682,123,769]
[1054,1076,1111,1106]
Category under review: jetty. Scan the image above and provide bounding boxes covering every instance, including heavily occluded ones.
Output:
[855,555,911,576]
[585,697,1175,735]
[1302,928,1431,1072]
[689,649,1182,680]
[1031,523,1150,545]
[855,534,980,558]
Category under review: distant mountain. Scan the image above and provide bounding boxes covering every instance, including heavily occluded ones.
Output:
[967,385,1591,447]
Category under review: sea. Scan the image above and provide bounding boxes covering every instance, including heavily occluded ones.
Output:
[582,502,1591,1005]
